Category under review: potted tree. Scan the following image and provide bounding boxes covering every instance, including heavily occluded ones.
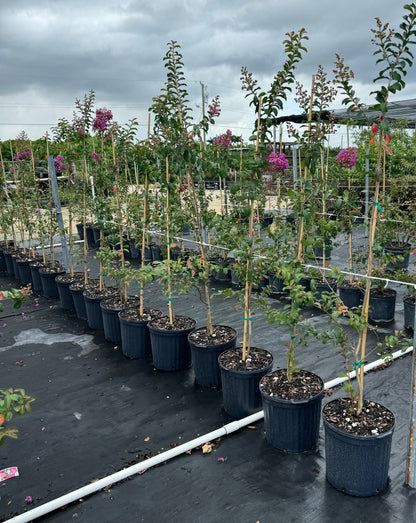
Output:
[218,28,309,418]
[321,5,416,495]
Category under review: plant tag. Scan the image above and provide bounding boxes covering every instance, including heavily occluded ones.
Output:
[0,467,19,482]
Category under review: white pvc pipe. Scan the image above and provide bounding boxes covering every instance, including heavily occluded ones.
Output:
[5,346,414,523]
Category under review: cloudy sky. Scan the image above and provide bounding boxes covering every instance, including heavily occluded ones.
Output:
[1,0,415,146]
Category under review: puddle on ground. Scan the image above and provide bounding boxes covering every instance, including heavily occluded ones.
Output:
[0,328,99,357]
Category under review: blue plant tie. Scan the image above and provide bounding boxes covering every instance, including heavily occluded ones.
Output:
[353,361,365,370]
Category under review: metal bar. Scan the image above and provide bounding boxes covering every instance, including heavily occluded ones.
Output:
[47,155,70,271]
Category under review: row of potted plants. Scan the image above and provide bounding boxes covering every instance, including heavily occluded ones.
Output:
[1,5,416,498]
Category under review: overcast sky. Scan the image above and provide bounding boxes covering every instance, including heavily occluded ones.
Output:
[1,0,414,146]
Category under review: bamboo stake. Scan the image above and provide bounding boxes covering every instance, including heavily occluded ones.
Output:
[112,135,127,301]
[166,157,174,324]
[139,173,148,316]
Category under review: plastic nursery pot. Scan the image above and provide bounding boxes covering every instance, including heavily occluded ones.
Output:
[312,244,332,260]
[267,271,285,295]
[188,326,237,388]
[56,274,84,310]
[313,279,338,305]
[119,308,162,359]
[338,283,364,310]
[384,242,411,272]
[259,369,324,453]
[83,288,117,330]
[0,249,7,272]
[29,262,44,293]
[4,251,16,277]
[368,288,397,324]
[148,316,196,371]
[100,297,140,344]
[69,284,88,320]
[85,225,96,248]
[218,347,273,419]
[403,295,415,331]
[11,255,21,283]
[323,398,395,497]
[16,259,33,287]
[76,223,84,240]
[39,268,66,299]
[150,244,163,262]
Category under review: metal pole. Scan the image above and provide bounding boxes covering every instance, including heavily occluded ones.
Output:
[292,144,298,187]
[47,155,70,271]
[407,294,416,487]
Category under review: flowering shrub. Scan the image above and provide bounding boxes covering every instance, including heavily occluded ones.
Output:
[93,107,113,133]
[213,129,232,147]
[13,147,32,162]
[268,152,289,173]
[336,147,357,168]
[91,152,102,162]
[54,155,66,172]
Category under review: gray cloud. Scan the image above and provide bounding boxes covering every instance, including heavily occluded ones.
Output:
[1,0,415,143]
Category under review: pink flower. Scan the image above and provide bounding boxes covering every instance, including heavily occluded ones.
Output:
[268,152,289,173]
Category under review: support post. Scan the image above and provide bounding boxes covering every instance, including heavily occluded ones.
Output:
[406,293,416,487]
[47,155,70,271]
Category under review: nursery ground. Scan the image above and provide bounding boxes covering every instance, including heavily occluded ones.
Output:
[2,233,416,522]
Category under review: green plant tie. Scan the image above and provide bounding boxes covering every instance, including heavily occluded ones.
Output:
[166,242,171,245]
[299,214,304,218]
[353,361,365,370]
[290,335,298,343]
[299,180,307,185]
[373,202,383,211]
[167,297,174,303]
[241,317,251,321]
[137,285,144,290]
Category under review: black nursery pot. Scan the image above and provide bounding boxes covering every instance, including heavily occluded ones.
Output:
[56,274,83,310]
[100,297,140,344]
[16,259,33,286]
[323,398,395,497]
[4,251,16,276]
[84,295,104,329]
[259,369,324,453]
[219,348,273,419]
[313,279,338,305]
[384,242,411,272]
[29,262,44,293]
[0,249,7,272]
[39,268,66,299]
[150,243,163,262]
[403,295,415,331]
[119,309,162,359]
[70,285,88,320]
[368,288,397,324]
[338,283,364,310]
[76,223,84,240]
[148,316,196,371]
[188,326,237,388]
[11,255,21,283]
[85,225,96,248]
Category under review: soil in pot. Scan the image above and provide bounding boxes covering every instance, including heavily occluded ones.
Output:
[148,315,196,371]
[218,347,273,418]
[368,287,397,324]
[259,369,324,452]
[119,307,162,359]
[323,397,395,497]
[100,296,141,344]
[188,325,237,388]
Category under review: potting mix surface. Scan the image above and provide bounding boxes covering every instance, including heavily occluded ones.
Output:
[2,234,416,523]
